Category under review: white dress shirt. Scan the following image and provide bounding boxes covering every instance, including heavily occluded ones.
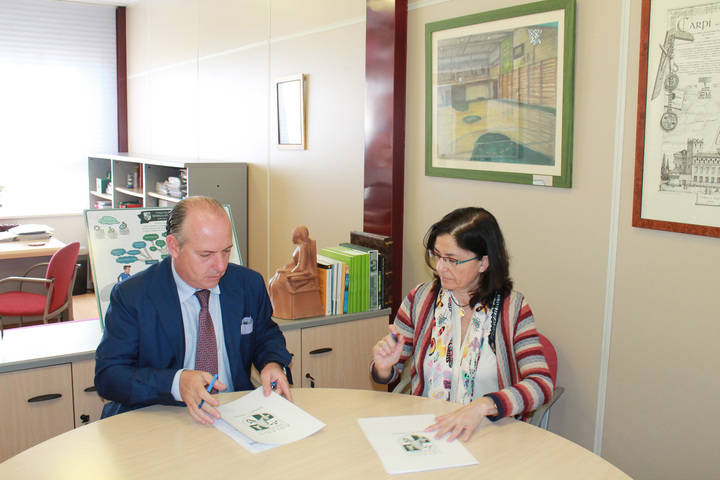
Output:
[170,261,234,401]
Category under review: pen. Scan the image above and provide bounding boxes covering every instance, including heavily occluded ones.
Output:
[271,380,277,390]
[198,373,218,410]
[391,333,398,342]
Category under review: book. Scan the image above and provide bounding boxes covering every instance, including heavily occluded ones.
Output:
[317,254,340,315]
[316,263,330,315]
[322,246,369,313]
[350,231,392,308]
[320,247,365,313]
[340,242,379,310]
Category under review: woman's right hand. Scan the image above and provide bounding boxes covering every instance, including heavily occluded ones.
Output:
[372,325,405,381]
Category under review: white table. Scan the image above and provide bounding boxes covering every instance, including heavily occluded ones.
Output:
[0,388,632,479]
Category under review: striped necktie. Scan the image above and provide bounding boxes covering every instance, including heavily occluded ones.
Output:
[194,289,218,384]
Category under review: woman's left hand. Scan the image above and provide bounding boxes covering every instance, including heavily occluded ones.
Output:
[425,397,497,442]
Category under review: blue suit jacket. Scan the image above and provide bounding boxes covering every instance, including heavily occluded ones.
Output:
[95,257,290,415]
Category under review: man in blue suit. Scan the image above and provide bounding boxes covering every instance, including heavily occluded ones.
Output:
[95,196,292,424]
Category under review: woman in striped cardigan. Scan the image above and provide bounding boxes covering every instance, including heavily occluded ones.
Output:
[372,207,553,442]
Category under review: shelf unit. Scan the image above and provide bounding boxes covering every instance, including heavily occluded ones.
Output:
[88,153,248,263]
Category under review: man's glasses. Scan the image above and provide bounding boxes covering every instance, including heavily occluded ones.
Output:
[428,250,479,267]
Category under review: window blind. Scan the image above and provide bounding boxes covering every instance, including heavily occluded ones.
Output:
[0,0,117,217]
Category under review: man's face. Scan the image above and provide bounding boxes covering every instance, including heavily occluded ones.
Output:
[167,208,233,289]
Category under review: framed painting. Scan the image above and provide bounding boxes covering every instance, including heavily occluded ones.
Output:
[633,0,720,237]
[275,74,307,150]
[425,0,576,187]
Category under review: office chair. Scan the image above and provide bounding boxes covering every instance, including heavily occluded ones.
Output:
[529,333,564,429]
[392,333,564,430]
[0,242,80,332]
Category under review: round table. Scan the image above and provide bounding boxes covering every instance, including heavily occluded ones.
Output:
[0,388,630,479]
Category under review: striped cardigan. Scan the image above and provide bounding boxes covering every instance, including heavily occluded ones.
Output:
[392,281,553,421]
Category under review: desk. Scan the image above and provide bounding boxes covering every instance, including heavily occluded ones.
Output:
[0,237,65,260]
[0,388,631,479]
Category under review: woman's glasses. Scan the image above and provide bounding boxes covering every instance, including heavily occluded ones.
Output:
[428,250,479,267]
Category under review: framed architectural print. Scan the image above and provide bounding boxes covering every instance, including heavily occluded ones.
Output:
[275,74,307,150]
[633,0,720,237]
[425,0,576,187]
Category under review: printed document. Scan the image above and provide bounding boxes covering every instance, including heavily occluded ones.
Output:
[358,414,478,474]
[214,387,325,453]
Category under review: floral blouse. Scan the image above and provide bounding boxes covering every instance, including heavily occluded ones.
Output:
[422,289,498,405]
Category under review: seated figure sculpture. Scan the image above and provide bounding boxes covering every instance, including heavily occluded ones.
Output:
[268,226,324,319]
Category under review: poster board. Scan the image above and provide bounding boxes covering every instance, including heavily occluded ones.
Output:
[84,206,243,325]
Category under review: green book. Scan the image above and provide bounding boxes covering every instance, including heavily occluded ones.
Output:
[320,247,358,313]
[321,246,369,313]
[340,243,378,310]
[330,245,369,312]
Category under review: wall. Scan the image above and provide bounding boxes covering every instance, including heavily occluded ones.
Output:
[601,1,720,478]
[124,0,366,279]
[405,0,620,452]
[406,0,718,478]
[124,0,719,478]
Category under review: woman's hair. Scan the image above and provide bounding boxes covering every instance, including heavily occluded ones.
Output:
[423,207,512,307]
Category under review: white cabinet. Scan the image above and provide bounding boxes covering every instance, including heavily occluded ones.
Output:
[279,313,388,391]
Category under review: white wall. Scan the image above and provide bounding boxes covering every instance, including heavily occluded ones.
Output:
[125,0,366,279]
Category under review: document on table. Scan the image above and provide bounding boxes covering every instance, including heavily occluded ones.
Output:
[214,387,325,453]
[358,414,478,474]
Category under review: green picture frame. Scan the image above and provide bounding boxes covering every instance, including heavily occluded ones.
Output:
[425,0,576,187]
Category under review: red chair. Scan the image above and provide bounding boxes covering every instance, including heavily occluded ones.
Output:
[0,242,80,331]
[530,333,565,429]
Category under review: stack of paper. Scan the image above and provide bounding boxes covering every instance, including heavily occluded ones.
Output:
[358,414,478,474]
[214,388,326,453]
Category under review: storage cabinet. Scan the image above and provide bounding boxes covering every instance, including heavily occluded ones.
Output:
[279,314,388,391]
[88,153,249,264]
[0,360,105,462]
[71,359,105,427]
[0,364,75,462]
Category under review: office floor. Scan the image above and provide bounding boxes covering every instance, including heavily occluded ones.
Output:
[72,292,99,320]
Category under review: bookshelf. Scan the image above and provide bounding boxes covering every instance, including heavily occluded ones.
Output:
[87,153,248,263]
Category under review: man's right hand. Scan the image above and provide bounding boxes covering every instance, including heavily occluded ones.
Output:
[179,370,227,425]
[371,325,405,382]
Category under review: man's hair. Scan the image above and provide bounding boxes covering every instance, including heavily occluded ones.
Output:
[166,196,225,245]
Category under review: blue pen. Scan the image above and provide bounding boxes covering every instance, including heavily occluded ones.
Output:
[271,380,277,390]
[198,373,218,410]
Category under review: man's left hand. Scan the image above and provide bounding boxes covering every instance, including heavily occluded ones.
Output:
[260,362,293,402]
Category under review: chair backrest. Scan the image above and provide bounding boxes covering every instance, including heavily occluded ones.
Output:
[537,333,558,386]
[45,242,80,312]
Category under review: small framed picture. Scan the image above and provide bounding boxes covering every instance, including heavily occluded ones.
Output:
[275,74,307,150]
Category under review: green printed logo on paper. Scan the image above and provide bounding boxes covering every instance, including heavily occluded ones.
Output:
[110,248,127,256]
[117,256,136,264]
[143,234,159,242]
[138,210,170,224]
